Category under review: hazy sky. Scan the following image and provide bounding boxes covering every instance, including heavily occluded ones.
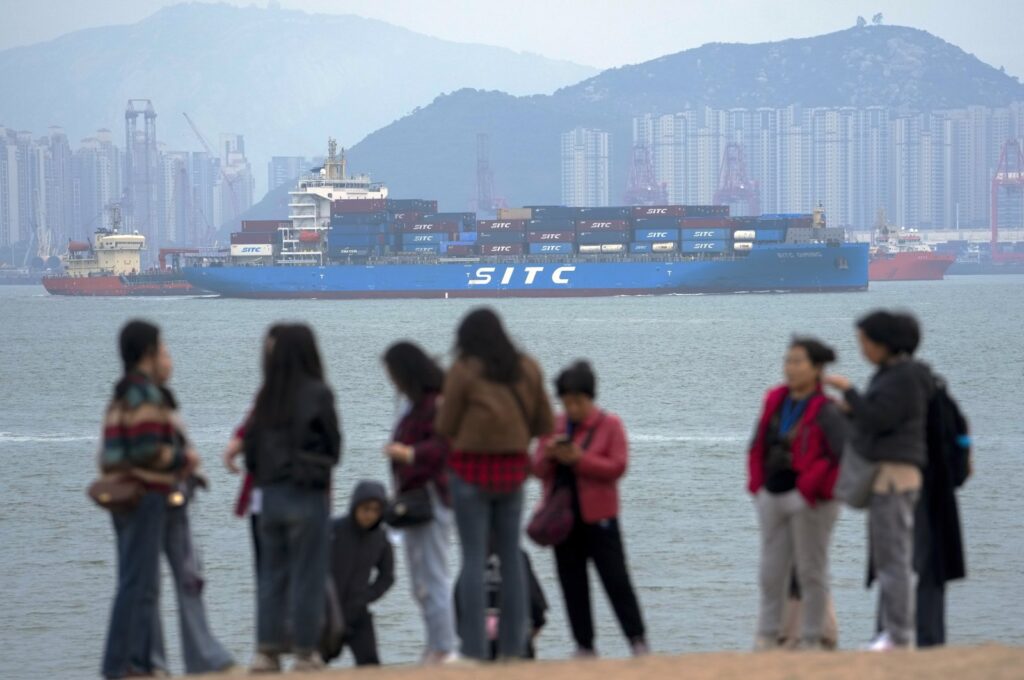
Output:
[2,0,1024,77]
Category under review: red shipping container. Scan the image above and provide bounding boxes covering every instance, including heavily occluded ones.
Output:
[445,245,477,256]
[680,218,731,228]
[331,199,387,215]
[477,220,527,233]
[231,232,275,245]
[479,243,525,255]
[242,219,288,233]
[575,220,629,231]
[527,230,575,243]
[399,221,459,233]
[631,206,686,218]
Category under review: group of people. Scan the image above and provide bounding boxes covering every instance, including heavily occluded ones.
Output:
[748,311,969,653]
[95,309,648,678]
[92,306,969,678]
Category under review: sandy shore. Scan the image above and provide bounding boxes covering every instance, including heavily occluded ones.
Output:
[208,645,1024,679]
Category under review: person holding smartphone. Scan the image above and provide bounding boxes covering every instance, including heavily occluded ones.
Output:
[532,361,648,658]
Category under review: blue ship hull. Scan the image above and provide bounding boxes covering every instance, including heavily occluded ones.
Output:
[183,243,868,299]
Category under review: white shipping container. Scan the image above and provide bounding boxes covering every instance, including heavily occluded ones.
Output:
[733,230,756,241]
[652,242,677,252]
[600,244,625,253]
[230,244,274,257]
[734,242,754,251]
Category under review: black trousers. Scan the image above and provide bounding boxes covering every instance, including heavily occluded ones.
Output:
[554,517,645,651]
[342,612,380,666]
[917,574,946,647]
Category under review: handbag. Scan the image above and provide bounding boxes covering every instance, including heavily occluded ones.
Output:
[88,473,145,513]
[527,415,603,547]
[385,485,434,528]
[834,439,878,509]
[88,407,145,513]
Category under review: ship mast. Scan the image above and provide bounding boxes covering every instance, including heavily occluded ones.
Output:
[325,137,346,181]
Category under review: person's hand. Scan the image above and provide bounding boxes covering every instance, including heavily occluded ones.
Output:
[555,443,583,466]
[222,436,243,474]
[823,374,852,392]
[385,442,415,464]
[182,449,200,477]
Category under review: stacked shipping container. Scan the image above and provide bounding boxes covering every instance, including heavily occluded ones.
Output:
[231,202,831,262]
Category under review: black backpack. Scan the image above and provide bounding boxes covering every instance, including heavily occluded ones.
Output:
[926,377,971,488]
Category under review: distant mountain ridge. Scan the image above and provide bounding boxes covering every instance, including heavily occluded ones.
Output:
[0,2,596,191]
[240,23,1024,219]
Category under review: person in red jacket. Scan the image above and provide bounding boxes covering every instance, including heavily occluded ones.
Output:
[533,361,648,658]
[748,338,847,651]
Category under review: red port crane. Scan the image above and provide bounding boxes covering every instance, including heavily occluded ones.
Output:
[991,138,1024,263]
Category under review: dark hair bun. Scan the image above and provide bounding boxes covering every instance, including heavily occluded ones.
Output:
[790,337,837,366]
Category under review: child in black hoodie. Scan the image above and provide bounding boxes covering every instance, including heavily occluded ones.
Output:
[324,481,395,666]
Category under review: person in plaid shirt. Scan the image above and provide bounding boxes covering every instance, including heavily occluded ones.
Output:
[436,309,554,661]
[382,342,458,665]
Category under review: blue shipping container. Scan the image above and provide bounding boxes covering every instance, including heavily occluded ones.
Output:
[328,224,389,235]
[327,233,379,248]
[399,244,441,254]
[477,231,527,245]
[528,243,574,255]
[754,229,785,242]
[682,228,729,241]
[634,228,680,241]
[630,242,653,254]
[576,230,630,245]
[577,206,633,220]
[526,206,580,220]
[682,240,727,253]
[458,231,479,242]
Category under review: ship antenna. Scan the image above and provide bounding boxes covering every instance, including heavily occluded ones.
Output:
[110,204,122,233]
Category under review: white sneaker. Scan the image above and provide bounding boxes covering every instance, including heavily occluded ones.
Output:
[292,652,325,672]
[865,632,895,652]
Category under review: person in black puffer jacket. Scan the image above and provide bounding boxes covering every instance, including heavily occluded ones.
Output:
[244,324,342,673]
[826,311,933,651]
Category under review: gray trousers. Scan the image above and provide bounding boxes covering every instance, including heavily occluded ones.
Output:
[403,488,457,655]
[869,490,918,646]
[451,475,526,660]
[151,504,234,675]
[756,489,840,644]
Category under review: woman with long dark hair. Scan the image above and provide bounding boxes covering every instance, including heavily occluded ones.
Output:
[244,324,342,672]
[748,338,846,651]
[825,312,933,650]
[382,341,458,664]
[436,308,554,660]
[99,320,196,679]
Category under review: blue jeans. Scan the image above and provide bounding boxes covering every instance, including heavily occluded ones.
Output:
[403,486,457,655]
[257,484,329,655]
[451,475,526,660]
[151,503,235,674]
[102,492,166,679]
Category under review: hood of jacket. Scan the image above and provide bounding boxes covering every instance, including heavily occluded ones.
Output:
[348,480,389,531]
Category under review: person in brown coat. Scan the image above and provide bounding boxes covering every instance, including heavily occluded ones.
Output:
[436,308,553,660]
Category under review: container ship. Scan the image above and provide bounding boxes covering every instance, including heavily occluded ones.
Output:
[42,207,199,297]
[868,226,954,281]
[183,141,868,299]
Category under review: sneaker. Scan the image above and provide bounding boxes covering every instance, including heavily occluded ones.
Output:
[422,651,461,666]
[249,652,281,674]
[573,648,599,659]
[864,632,896,652]
[630,640,651,657]
[292,652,325,672]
